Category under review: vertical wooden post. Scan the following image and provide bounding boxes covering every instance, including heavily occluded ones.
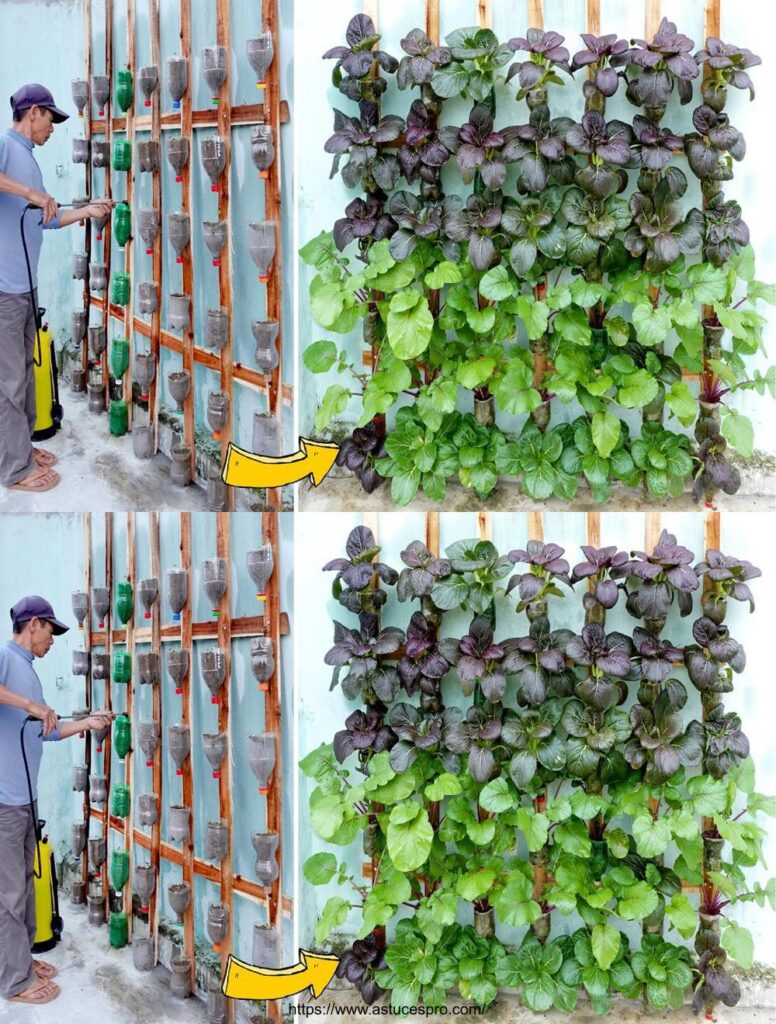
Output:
[148,511,163,956]
[123,512,137,937]
[477,1,492,29]
[528,0,543,28]
[179,0,196,477]
[645,0,662,39]
[179,512,196,985]
[122,0,137,425]
[645,512,662,554]
[101,0,114,409]
[148,0,163,449]
[101,512,114,919]
[425,0,440,44]
[586,0,600,36]
[527,512,543,543]
[82,0,93,382]
[82,514,94,890]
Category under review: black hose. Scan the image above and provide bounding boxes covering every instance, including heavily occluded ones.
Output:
[19,206,44,367]
[20,713,77,880]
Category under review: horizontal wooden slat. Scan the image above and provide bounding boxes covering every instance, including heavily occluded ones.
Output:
[89,611,290,646]
[89,100,290,135]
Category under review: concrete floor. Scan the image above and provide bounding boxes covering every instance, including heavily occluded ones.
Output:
[0,390,209,513]
[0,904,209,1023]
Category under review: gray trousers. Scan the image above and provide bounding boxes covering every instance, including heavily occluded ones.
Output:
[0,802,37,998]
[0,290,38,487]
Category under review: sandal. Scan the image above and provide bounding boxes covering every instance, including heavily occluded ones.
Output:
[32,959,58,979]
[8,467,60,493]
[33,448,58,468]
[10,978,60,1005]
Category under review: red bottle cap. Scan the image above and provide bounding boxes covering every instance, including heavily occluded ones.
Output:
[98,620,104,628]
[259,786,269,795]
[176,768,183,776]
[78,623,84,630]
[212,430,221,441]
[212,259,220,267]
[259,274,269,283]
[175,687,183,695]
[259,683,269,692]
[212,770,220,779]
[79,731,85,739]
[97,745,103,753]
[211,184,219,192]
[146,247,153,255]
[145,100,151,107]
[176,256,183,264]
[145,611,151,619]
[141,903,149,911]
[146,759,153,767]
[99,108,105,116]
[260,171,269,179]
[175,175,182,183]
[213,943,221,953]
[141,392,149,400]
[211,696,220,704]
[96,233,103,241]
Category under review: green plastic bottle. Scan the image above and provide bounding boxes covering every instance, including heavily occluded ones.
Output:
[109,912,129,948]
[112,138,131,171]
[116,68,133,113]
[110,337,129,379]
[111,271,131,306]
[109,400,128,437]
[113,203,131,248]
[111,783,131,819]
[116,580,133,623]
[113,650,132,684]
[110,849,130,890]
[114,714,131,760]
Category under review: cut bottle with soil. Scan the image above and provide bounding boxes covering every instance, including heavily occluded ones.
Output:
[138,577,158,619]
[167,369,191,412]
[200,648,227,703]
[138,65,158,107]
[206,391,229,440]
[91,74,109,116]
[134,863,156,912]
[207,902,229,952]
[252,925,279,968]
[250,124,274,177]
[247,545,274,601]
[138,651,160,685]
[201,45,227,104]
[168,805,191,843]
[166,646,190,693]
[200,136,226,191]
[250,636,274,690]
[246,33,274,89]
[170,444,192,487]
[137,140,160,173]
[91,141,110,168]
[166,56,188,110]
[205,307,229,351]
[133,351,156,401]
[205,819,229,862]
[167,724,191,776]
[252,412,279,457]
[167,211,190,264]
[136,208,159,253]
[202,732,228,779]
[251,320,279,374]
[201,558,227,616]
[167,136,189,182]
[168,293,190,332]
[72,138,89,164]
[202,220,228,267]
[247,732,276,793]
[71,78,89,117]
[137,721,159,766]
[138,793,158,827]
[166,570,188,623]
[246,221,277,282]
[87,324,107,362]
[251,831,279,887]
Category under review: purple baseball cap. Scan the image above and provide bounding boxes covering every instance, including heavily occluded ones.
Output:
[10,83,69,124]
[10,596,69,635]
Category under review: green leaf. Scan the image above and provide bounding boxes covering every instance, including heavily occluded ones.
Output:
[479,265,514,302]
[618,370,660,409]
[514,295,550,341]
[457,357,497,389]
[722,921,754,970]
[591,923,621,971]
[722,409,754,457]
[604,828,630,859]
[554,819,592,858]
[315,896,350,943]
[425,261,462,289]
[591,411,621,458]
[665,893,697,939]
[618,881,659,921]
[479,777,514,814]
[686,776,729,815]
[633,816,672,858]
[686,263,729,303]
[387,801,433,872]
[303,340,338,373]
[665,380,697,427]
[456,868,497,902]
[604,315,630,348]
[467,306,496,333]
[310,278,346,328]
[315,384,350,431]
[425,773,463,801]
[554,306,592,346]
[386,290,434,360]
[633,303,672,346]
[515,807,550,853]
[467,818,496,845]
[303,852,338,885]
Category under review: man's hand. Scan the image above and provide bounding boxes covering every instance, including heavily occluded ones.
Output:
[85,710,114,732]
[85,200,115,220]
[25,188,59,224]
[27,700,59,736]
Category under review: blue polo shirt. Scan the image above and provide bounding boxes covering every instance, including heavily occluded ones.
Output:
[0,128,62,294]
[0,641,61,806]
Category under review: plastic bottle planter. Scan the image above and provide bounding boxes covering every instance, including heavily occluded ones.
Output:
[137,721,159,766]
[110,912,128,949]
[247,733,276,794]
[138,793,158,827]
[116,580,133,624]
[202,732,227,779]
[89,774,108,804]
[91,74,110,116]
[71,822,87,859]
[250,636,275,691]
[250,124,275,178]
[246,33,274,90]
[92,653,110,680]
[167,212,190,265]
[138,577,158,619]
[73,707,90,738]
[207,987,228,1024]
[207,903,229,952]
[166,136,189,183]
[252,320,279,375]
[110,400,128,438]
[72,78,89,117]
[92,141,110,168]
[115,68,133,113]
[247,546,274,601]
[72,138,90,164]
[111,271,131,306]
[202,220,228,267]
[167,724,190,776]
[87,382,105,415]
[138,65,158,107]
[251,832,279,888]
[112,138,132,172]
[71,879,87,905]
[168,369,191,413]
[89,264,108,295]
[247,221,277,283]
[93,207,109,241]
[202,45,227,104]
[88,324,107,362]
[136,282,158,316]
[133,427,154,460]
[200,648,226,704]
[71,367,87,393]
[206,391,229,441]
[72,649,90,677]
[133,937,155,972]
[170,444,192,487]
[252,925,279,969]
[92,586,109,628]
[71,310,87,344]
[136,209,159,254]
[137,140,160,174]
[205,820,229,862]
[113,715,131,761]
[134,863,156,912]
[113,650,132,684]
[71,590,89,629]
[202,558,227,616]
[133,351,156,401]
[138,651,160,686]
[87,894,105,926]
[72,764,89,792]
[113,202,131,247]
[167,570,188,622]
[110,337,130,379]
[207,470,228,513]
[167,56,188,110]
[72,252,88,281]
[168,293,190,332]
[170,955,192,999]
[88,837,107,873]
[252,413,279,457]
[73,195,90,227]
[112,783,131,818]
[167,647,189,694]
[168,805,190,844]
[200,136,226,192]
[205,308,229,351]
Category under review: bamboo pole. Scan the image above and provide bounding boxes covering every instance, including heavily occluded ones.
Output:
[179,0,196,479]
[645,0,662,39]
[477,1,491,29]
[148,0,163,450]
[527,512,543,543]
[528,0,543,28]
[425,0,440,44]
[101,0,114,410]
[82,514,94,892]
[586,0,600,36]
[82,0,93,384]
[102,513,114,920]
[148,511,163,957]
[179,512,196,986]
[122,0,136,427]
[122,513,137,938]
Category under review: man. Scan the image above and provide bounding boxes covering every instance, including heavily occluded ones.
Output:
[0,84,113,494]
[0,596,112,1006]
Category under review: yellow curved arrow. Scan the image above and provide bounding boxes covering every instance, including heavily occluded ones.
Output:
[221,437,339,489]
[221,949,339,1000]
